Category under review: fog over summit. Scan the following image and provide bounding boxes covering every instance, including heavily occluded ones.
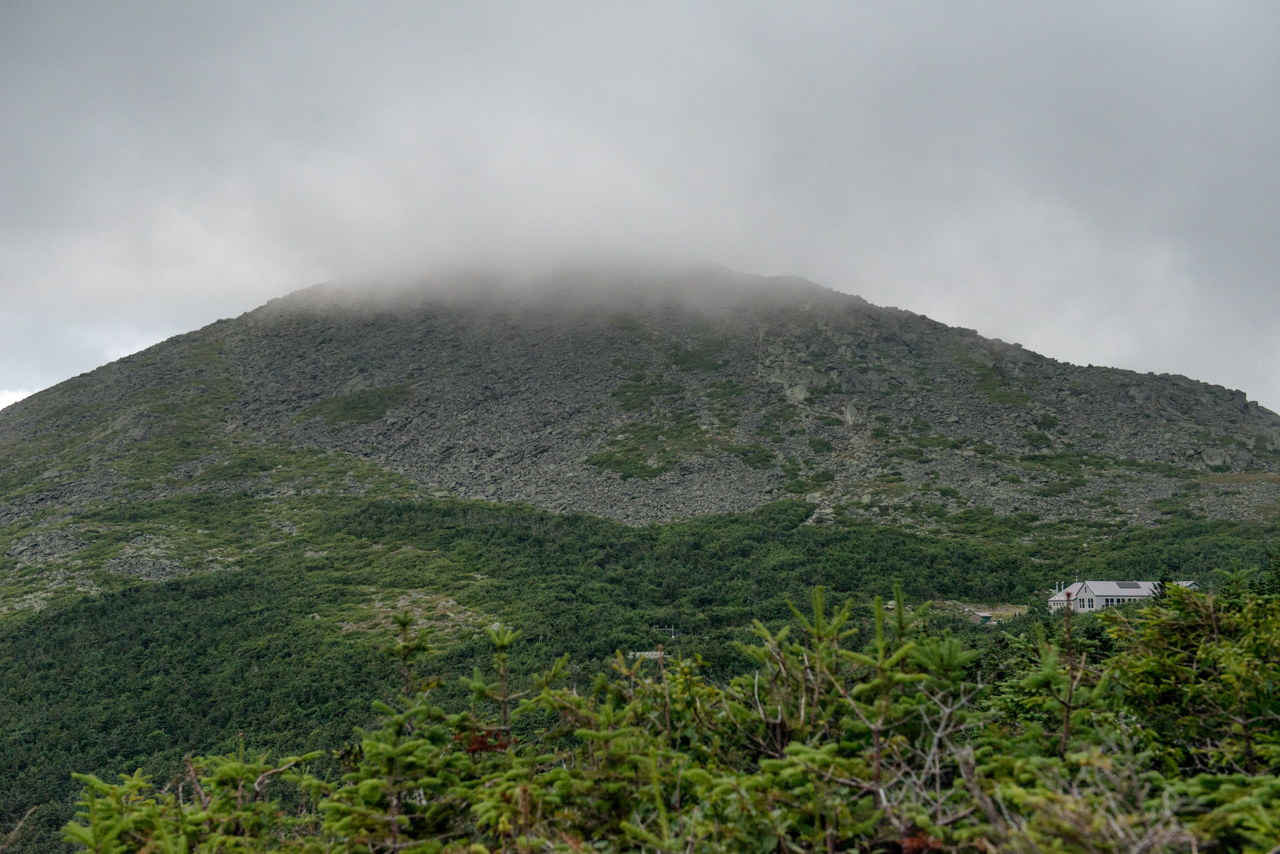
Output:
[2,3,1279,408]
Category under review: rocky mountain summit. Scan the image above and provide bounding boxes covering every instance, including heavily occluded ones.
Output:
[3,263,1280,565]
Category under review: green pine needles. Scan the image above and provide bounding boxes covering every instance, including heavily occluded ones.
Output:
[54,581,1280,853]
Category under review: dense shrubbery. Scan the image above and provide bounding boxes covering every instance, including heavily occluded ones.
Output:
[50,575,1280,853]
[5,494,1280,851]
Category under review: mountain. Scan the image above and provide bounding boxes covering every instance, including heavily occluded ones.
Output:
[3,262,1280,601]
[6,262,1280,851]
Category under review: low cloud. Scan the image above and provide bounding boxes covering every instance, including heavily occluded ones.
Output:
[2,3,1278,406]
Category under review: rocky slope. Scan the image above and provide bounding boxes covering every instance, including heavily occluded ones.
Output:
[3,263,1280,591]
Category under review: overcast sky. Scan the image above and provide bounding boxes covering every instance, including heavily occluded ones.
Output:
[2,2,1278,410]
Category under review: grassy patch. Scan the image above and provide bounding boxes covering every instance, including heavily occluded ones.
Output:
[302,383,411,425]
[908,501,950,520]
[707,380,747,428]
[670,341,726,372]
[0,461,45,496]
[953,348,1033,408]
[887,446,931,463]
[610,380,684,413]
[1150,495,1192,515]
[913,435,963,450]
[941,507,1040,540]
[1036,476,1087,497]
[706,380,747,402]
[1148,492,1204,519]
[592,374,737,474]
[181,341,226,367]
[1194,430,1242,449]
[114,376,244,483]
[757,403,798,444]
[586,412,713,479]
[1017,452,1198,482]
[1022,431,1053,449]
[779,458,834,493]
[1202,472,1280,485]
[785,469,835,494]
[726,444,775,469]
[985,388,1033,407]
[1020,453,1104,477]
[191,452,275,484]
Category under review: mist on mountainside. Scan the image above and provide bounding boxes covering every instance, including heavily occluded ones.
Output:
[3,4,1280,409]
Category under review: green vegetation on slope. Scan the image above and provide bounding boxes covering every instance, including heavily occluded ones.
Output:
[52,579,1280,852]
[668,340,726,372]
[3,488,1280,850]
[300,382,412,424]
[585,411,714,479]
[952,346,1033,407]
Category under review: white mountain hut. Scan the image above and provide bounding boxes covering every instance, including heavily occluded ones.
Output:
[1047,580,1197,613]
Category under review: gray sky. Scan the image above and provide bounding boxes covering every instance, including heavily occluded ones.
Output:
[3,2,1279,410]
